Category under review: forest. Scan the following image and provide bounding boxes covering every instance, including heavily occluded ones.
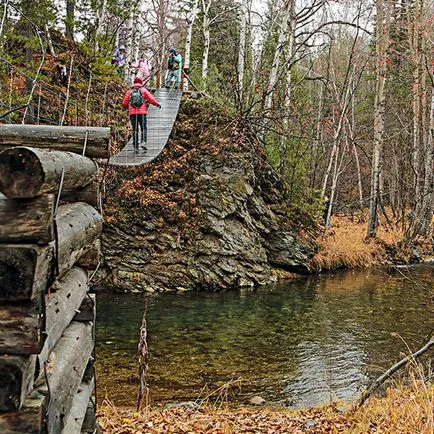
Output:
[2,0,434,238]
[0,0,433,433]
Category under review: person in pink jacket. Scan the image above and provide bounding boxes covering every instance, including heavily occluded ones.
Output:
[130,53,151,85]
[123,77,161,151]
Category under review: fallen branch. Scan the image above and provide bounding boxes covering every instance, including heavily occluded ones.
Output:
[356,337,434,407]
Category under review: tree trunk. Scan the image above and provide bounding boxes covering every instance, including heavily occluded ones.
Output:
[125,9,134,82]
[367,0,392,237]
[279,0,296,175]
[237,0,247,106]
[184,0,200,91]
[264,1,291,114]
[22,0,34,124]
[201,0,212,80]
[65,0,75,40]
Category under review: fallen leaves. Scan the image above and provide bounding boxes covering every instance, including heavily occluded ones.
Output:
[98,402,353,434]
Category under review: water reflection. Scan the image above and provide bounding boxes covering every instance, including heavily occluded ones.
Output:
[96,265,433,408]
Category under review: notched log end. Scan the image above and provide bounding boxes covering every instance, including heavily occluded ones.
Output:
[0,148,43,199]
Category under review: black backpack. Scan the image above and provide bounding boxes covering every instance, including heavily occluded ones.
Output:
[130,88,145,108]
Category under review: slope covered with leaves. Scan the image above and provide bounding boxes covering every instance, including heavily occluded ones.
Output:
[102,97,317,292]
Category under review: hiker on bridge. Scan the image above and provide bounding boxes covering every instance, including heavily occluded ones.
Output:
[165,48,182,89]
[112,45,126,76]
[123,77,161,152]
[130,52,151,85]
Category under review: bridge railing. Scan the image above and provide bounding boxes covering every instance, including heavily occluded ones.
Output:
[0,125,110,434]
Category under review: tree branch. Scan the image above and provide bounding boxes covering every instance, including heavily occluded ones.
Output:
[356,338,434,408]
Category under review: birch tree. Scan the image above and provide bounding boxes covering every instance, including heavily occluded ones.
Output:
[367,0,393,237]
[201,0,212,79]
[184,0,200,90]
[236,0,248,106]
[263,1,292,115]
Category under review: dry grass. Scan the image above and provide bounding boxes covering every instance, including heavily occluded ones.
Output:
[351,365,434,434]
[310,213,406,271]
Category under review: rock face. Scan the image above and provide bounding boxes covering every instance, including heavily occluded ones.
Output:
[102,99,317,292]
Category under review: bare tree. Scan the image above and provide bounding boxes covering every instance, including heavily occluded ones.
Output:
[367,0,393,237]
[237,0,248,106]
[65,0,75,40]
[184,0,200,90]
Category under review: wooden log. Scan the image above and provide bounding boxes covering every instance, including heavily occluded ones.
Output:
[0,322,94,433]
[0,125,111,158]
[61,182,101,209]
[80,399,97,433]
[0,147,98,198]
[0,193,55,244]
[56,202,103,277]
[39,267,89,366]
[0,356,36,411]
[40,321,94,434]
[77,239,101,270]
[0,268,88,356]
[0,302,41,354]
[0,391,44,434]
[73,293,96,323]
[61,377,95,434]
[0,244,53,301]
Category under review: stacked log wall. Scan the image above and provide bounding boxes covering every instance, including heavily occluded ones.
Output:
[0,125,110,434]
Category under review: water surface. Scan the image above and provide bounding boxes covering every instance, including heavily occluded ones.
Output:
[96,265,433,408]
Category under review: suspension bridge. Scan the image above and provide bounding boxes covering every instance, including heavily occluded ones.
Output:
[107,87,183,166]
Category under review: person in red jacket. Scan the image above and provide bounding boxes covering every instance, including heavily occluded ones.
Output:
[123,76,161,151]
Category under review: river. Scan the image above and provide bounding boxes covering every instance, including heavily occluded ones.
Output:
[95,264,433,408]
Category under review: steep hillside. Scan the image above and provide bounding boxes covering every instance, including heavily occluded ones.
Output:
[102,98,317,292]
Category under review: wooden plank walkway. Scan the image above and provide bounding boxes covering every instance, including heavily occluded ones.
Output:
[108,88,182,166]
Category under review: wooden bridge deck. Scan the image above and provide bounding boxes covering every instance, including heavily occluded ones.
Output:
[108,88,182,166]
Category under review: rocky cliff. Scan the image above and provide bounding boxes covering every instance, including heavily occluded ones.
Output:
[102,98,317,292]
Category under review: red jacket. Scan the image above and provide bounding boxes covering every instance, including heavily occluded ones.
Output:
[123,84,159,115]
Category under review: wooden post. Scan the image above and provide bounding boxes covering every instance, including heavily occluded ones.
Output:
[0,125,110,158]
[0,147,98,199]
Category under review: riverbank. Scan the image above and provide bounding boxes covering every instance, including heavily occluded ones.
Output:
[98,375,433,433]
[310,212,434,271]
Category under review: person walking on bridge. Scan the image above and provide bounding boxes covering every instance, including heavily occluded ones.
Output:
[123,77,161,152]
[129,52,151,86]
[165,48,182,89]
[112,45,126,76]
